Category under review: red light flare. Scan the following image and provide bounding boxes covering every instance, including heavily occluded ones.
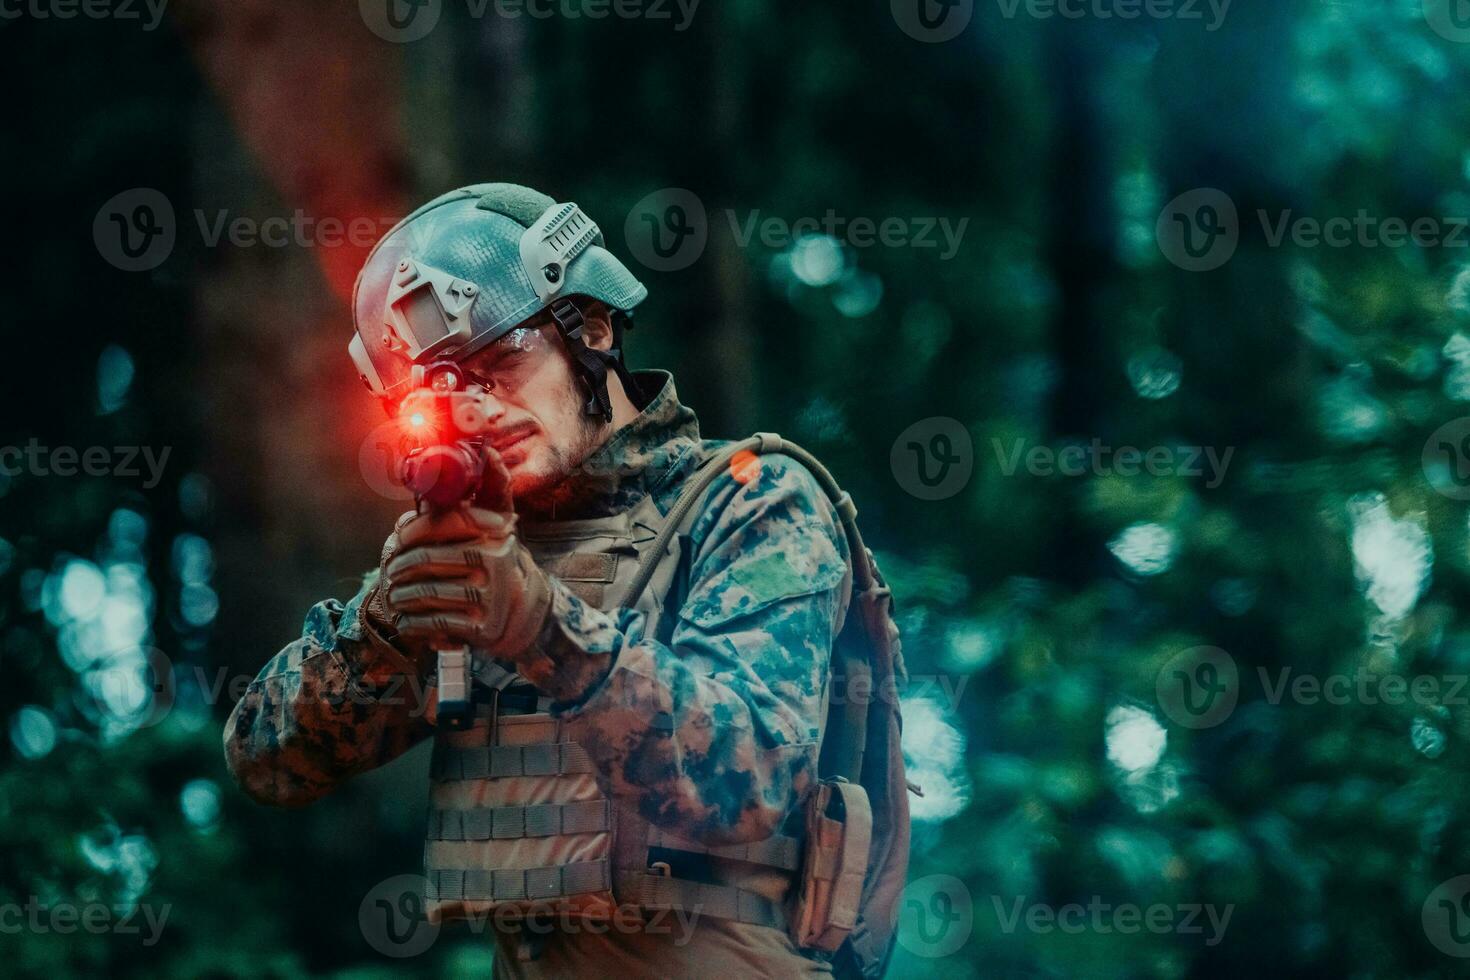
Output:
[170,0,411,303]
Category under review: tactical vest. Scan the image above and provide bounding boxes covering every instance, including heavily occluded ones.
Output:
[421,434,911,979]
[423,436,812,933]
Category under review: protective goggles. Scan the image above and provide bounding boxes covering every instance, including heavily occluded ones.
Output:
[454,323,560,398]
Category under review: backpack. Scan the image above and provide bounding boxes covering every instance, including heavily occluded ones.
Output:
[619,433,912,978]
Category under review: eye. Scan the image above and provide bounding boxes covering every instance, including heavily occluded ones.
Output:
[463,370,496,392]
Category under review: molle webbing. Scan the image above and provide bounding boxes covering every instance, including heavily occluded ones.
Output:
[433,742,594,781]
[617,871,786,929]
[428,800,611,840]
[646,826,803,872]
[428,861,611,903]
[426,695,613,916]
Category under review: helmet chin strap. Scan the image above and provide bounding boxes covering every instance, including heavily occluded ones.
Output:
[548,298,643,424]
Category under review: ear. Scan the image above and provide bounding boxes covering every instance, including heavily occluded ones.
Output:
[578,302,615,352]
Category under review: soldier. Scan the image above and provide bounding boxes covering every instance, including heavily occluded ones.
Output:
[223,184,860,976]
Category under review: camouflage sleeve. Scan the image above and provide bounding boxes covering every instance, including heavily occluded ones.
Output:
[512,454,852,845]
[223,575,435,807]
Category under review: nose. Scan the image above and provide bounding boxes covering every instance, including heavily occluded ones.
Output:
[459,388,507,433]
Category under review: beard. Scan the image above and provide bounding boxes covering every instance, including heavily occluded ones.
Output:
[510,385,608,520]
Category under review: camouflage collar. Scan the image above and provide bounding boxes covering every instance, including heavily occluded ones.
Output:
[522,370,703,519]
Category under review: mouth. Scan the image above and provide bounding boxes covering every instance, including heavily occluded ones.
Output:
[488,429,534,457]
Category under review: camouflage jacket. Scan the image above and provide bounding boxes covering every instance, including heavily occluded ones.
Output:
[223,370,852,845]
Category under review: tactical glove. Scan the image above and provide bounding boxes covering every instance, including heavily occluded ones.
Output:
[357,511,437,677]
[382,505,553,661]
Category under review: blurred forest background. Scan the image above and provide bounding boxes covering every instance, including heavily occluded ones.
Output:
[7,0,1470,977]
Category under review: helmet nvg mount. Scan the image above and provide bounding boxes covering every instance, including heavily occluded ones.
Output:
[350,183,648,422]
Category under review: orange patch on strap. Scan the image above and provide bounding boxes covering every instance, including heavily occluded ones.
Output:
[730,449,761,484]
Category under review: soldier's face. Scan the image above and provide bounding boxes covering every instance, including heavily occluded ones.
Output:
[458,324,604,501]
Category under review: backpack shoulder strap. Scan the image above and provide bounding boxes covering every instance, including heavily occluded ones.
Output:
[616,432,875,609]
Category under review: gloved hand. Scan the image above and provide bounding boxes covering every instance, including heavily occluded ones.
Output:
[380,450,552,661]
[360,511,433,675]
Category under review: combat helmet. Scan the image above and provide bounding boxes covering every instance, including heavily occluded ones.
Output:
[350,183,648,421]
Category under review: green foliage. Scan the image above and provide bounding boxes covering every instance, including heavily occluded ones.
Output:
[8,2,1470,977]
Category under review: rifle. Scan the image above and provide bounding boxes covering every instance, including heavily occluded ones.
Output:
[395,359,502,731]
